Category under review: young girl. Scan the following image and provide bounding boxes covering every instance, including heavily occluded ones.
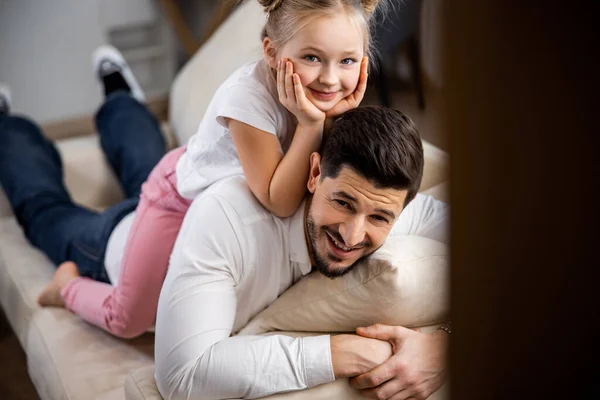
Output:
[38,0,384,338]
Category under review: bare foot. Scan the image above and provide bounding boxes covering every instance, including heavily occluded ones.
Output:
[37,261,80,307]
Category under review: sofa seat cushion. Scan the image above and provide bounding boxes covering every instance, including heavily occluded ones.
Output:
[0,217,155,400]
[27,308,154,400]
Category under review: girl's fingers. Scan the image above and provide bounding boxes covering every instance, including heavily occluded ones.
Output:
[353,57,369,102]
[362,56,369,75]
[292,74,305,106]
[277,59,286,101]
[354,69,368,103]
[284,61,295,101]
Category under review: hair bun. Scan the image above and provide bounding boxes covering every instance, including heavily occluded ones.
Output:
[361,0,382,16]
[257,0,284,13]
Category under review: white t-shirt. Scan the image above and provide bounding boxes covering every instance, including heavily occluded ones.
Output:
[103,211,136,285]
[175,59,295,200]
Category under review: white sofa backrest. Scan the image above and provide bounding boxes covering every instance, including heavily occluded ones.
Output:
[169,1,266,146]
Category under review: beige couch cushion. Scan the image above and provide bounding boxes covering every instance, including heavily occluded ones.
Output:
[239,236,449,335]
[421,181,449,203]
[421,141,449,191]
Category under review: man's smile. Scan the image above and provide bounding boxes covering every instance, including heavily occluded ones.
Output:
[325,230,365,260]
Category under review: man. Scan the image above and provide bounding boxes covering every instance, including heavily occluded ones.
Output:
[154,106,449,400]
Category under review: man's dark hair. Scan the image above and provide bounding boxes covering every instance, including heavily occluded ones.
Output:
[320,106,424,206]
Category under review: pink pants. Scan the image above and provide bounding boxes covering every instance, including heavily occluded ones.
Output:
[60,146,191,338]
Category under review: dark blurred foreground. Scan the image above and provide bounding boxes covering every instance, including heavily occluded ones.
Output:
[445,1,600,399]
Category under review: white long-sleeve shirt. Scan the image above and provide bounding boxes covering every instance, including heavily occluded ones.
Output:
[154,176,449,400]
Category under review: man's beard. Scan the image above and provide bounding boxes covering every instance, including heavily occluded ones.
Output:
[306,209,366,279]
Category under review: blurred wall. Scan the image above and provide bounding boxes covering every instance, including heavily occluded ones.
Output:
[0,0,159,124]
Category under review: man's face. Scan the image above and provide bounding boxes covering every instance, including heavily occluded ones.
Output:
[305,154,408,278]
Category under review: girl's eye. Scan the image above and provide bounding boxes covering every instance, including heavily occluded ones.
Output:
[303,55,319,63]
[341,58,357,65]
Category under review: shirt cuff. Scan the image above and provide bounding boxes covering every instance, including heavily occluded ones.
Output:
[302,335,335,388]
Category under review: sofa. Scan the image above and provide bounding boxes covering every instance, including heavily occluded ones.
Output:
[0,2,449,399]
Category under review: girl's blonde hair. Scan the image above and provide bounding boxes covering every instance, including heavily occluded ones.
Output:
[257,0,386,62]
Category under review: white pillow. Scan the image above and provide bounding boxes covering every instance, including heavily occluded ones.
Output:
[238,235,449,335]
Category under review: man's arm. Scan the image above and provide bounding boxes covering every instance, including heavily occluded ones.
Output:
[391,193,449,244]
[154,196,335,400]
[155,195,393,400]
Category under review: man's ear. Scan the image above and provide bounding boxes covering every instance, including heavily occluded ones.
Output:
[263,37,278,68]
[307,152,322,194]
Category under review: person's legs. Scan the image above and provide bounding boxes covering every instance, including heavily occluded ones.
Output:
[96,92,165,199]
[0,113,74,260]
[0,112,135,282]
[93,45,165,199]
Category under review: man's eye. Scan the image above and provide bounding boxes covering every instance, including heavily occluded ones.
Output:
[334,199,350,208]
[341,58,356,65]
[371,215,389,224]
[303,55,319,63]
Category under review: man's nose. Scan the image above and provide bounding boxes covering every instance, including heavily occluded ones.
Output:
[318,64,338,87]
[339,216,366,248]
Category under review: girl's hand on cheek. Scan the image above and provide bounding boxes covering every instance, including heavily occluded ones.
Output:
[277,59,325,128]
[326,56,368,119]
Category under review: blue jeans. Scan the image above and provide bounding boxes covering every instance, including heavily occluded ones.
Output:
[0,92,165,282]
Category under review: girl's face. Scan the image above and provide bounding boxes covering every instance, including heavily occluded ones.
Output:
[267,13,365,112]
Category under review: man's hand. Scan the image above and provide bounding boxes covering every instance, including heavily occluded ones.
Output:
[330,334,393,378]
[349,324,448,400]
[325,56,369,119]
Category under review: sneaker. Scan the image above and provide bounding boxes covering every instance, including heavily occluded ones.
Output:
[92,45,146,103]
[0,83,11,115]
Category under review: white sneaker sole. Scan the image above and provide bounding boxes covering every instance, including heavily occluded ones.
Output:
[92,45,146,103]
[0,83,11,113]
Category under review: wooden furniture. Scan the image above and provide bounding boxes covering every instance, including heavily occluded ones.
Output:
[158,0,237,58]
